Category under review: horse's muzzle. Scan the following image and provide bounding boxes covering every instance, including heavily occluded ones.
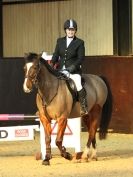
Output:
[23,79,32,93]
[23,87,32,93]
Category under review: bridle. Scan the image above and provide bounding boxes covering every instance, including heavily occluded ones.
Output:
[25,62,41,88]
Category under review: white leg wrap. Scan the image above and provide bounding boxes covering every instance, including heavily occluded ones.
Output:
[82,146,91,159]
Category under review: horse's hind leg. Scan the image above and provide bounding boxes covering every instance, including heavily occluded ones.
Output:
[56,117,72,160]
[82,104,101,162]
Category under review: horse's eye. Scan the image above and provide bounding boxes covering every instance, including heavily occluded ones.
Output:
[33,66,37,69]
[33,65,38,70]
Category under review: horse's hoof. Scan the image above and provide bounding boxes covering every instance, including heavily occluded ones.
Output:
[62,152,72,160]
[65,152,73,160]
[42,159,50,165]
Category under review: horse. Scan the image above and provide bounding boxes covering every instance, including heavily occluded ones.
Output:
[23,52,113,165]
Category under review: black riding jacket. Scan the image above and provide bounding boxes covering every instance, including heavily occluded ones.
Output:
[51,36,85,74]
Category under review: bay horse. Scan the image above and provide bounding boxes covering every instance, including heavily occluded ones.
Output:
[23,52,113,165]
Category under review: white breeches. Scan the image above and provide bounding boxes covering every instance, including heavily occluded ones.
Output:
[60,70,83,91]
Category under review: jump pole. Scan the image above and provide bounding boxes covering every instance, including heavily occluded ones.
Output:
[0,114,39,141]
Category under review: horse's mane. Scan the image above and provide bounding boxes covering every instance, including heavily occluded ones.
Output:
[25,52,65,78]
[39,57,60,77]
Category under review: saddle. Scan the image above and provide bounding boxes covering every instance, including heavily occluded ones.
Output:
[57,72,85,102]
[66,78,78,102]
[66,77,85,102]
[57,71,85,102]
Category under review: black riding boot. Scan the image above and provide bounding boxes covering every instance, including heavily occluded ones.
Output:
[78,88,88,117]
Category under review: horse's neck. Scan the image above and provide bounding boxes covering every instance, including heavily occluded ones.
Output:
[39,65,59,105]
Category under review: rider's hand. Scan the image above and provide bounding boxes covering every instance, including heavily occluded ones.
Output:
[67,65,75,73]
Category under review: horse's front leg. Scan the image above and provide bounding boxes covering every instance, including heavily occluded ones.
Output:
[56,117,72,160]
[40,114,52,165]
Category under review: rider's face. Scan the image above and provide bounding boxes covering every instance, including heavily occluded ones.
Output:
[65,28,76,38]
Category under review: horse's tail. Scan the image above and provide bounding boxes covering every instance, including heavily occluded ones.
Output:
[99,76,113,140]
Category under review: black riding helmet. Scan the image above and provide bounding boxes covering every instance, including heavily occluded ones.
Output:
[64,19,77,31]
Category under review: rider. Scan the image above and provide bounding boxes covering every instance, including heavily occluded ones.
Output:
[50,19,88,117]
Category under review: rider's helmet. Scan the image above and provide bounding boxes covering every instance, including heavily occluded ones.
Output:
[64,19,77,31]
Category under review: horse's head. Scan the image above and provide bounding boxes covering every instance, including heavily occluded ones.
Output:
[23,52,41,93]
